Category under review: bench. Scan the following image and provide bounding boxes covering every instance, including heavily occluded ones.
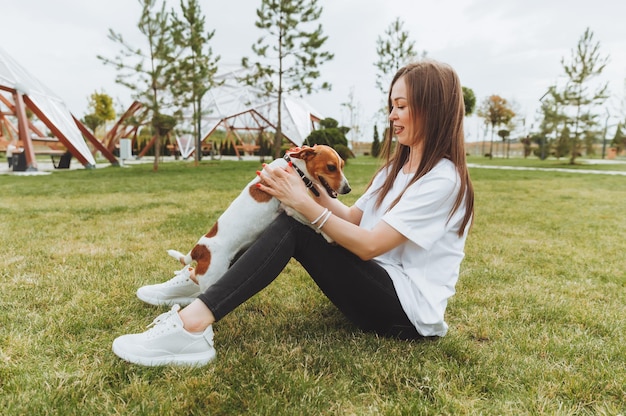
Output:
[48,151,72,169]
[2,137,72,170]
[235,144,260,156]
[201,142,214,156]
[32,147,72,169]
[10,149,72,171]
[165,144,180,159]
[167,142,216,159]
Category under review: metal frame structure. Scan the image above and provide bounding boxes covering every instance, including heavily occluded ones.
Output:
[0,47,118,171]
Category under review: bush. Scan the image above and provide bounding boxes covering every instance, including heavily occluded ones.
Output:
[334,144,354,161]
[305,117,351,158]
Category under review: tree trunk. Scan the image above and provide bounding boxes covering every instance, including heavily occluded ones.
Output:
[153,132,161,171]
[489,124,494,159]
[195,96,202,165]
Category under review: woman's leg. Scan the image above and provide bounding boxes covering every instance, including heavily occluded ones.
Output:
[199,213,420,339]
[113,213,421,366]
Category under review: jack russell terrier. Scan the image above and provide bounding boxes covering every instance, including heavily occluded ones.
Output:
[163,145,351,292]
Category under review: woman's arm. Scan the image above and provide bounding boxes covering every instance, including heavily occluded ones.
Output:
[310,184,363,225]
[293,200,407,260]
[258,164,406,260]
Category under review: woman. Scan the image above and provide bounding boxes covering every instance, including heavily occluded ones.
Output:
[112,59,474,367]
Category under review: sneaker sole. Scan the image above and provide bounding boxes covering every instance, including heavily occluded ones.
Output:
[112,339,216,367]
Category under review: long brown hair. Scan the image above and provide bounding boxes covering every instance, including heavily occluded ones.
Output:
[370,59,474,236]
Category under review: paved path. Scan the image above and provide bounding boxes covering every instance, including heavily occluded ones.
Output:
[468,163,626,176]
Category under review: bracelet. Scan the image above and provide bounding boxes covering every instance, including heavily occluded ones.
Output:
[317,210,332,229]
[311,208,328,225]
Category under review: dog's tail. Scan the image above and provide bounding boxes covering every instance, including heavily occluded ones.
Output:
[167,249,192,265]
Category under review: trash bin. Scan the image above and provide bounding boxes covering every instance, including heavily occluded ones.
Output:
[12,152,26,172]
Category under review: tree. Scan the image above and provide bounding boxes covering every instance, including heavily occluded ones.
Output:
[554,125,572,159]
[98,0,184,171]
[520,135,533,158]
[373,18,424,123]
[497,129,510,158]
[82,91,116,135]
[371,125,381,158]
[243,0,334,158]
[610,122,625,153]
[170,0,220,164]
[477,95,515,159]
[537,85,566,159]
[374,18,422,97]
[306,117,352,160]
[559,27,609,164]
[340,86,360,149]
[462,86,476,116]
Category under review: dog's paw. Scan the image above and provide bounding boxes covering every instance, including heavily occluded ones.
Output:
[321,232,335,244]
[282,205,296,217]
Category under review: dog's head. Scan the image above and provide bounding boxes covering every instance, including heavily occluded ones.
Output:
[286,145,351,198]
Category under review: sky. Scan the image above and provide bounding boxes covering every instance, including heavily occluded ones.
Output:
[2,0,625,142]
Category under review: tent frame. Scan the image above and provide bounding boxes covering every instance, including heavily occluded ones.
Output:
[202,107,277,159]
[0,86,118,170]
[103,102,284,160]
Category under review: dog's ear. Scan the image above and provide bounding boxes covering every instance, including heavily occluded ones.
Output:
[289,145,317,161]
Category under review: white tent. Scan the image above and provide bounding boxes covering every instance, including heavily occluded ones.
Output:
[110,66,322,160]
[0,46,98,170]
[198,66,323,153]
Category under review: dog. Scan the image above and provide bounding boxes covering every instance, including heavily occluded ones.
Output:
[166,145,351,291]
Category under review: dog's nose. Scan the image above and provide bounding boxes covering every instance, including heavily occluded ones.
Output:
[340,183,351,194]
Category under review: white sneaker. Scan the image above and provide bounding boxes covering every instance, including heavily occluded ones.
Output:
[112,305,216,367]
[137,266,201,306]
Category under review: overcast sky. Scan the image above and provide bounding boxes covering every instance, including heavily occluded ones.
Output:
[2,0,625,142]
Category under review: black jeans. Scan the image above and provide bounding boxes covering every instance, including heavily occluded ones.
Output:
[198,213,421,339]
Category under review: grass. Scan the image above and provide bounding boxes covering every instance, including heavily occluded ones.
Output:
[1,156,625,415]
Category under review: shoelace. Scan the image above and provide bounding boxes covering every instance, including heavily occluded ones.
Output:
[145,305,181,334]
[143,304,215,346]
[167,267,193,286]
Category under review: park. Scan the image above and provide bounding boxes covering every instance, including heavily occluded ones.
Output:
[1,0,625,414]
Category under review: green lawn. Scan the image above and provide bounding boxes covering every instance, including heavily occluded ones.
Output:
[1,157,624,415]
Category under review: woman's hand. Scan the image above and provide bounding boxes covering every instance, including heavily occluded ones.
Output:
[256,163,310,212]
[258,162,405,260]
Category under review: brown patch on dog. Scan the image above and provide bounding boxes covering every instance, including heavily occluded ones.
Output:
[191,244,211,276]
[248,183,273,203]
[205,221,218,238]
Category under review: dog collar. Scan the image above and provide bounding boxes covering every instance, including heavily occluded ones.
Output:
[283,154,320,197]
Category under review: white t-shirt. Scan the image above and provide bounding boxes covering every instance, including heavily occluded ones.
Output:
[355,159,469,336]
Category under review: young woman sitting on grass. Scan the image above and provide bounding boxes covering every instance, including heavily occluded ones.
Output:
[112,59,475,367]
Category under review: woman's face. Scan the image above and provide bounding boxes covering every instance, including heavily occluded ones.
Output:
[388,76,416,146]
